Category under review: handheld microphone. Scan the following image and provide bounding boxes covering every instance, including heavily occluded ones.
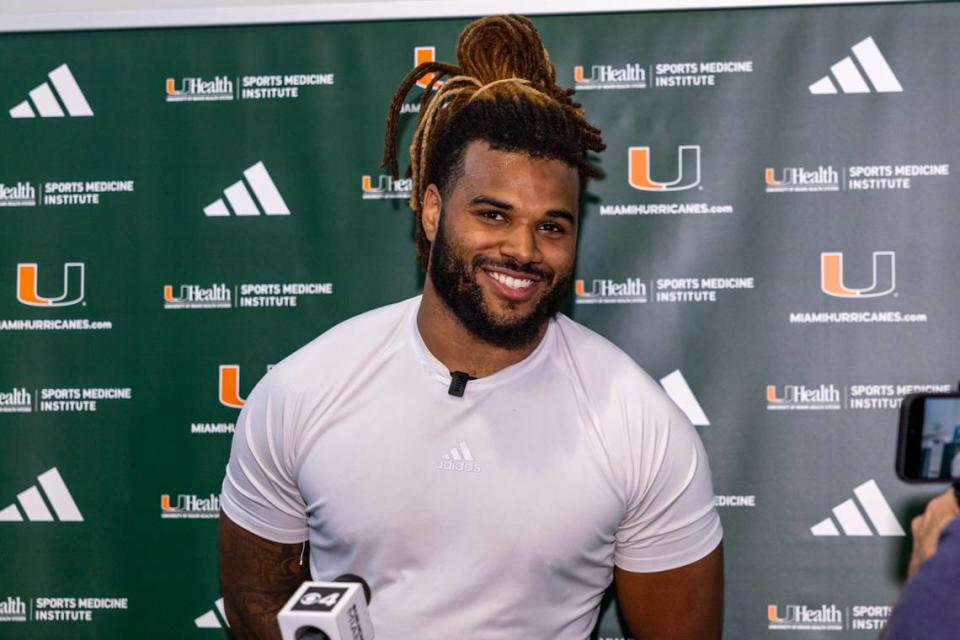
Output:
[278,574,374,640]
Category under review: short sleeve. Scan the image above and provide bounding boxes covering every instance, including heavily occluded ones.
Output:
[614,392,722,573]
[220,370,309,543]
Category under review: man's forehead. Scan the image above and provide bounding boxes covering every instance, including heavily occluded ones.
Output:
[454,140,580,207]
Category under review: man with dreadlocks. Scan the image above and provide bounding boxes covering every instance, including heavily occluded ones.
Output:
[219,15,723,640]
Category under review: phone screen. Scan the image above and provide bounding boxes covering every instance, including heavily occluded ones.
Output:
[920,398,960,480]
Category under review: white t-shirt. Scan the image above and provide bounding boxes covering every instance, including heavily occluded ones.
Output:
[221,296,722,640]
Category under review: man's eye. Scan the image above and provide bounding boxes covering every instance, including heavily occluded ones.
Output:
[540,223,565,233]
[479,210,505,221]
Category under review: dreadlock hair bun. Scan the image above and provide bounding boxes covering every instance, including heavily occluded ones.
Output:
[456,15,556,88]
[381,14,605,270]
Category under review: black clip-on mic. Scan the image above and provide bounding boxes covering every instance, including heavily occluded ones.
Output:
[448,371,476,398]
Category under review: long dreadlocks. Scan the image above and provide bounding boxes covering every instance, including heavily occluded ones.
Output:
[381,15,606,269]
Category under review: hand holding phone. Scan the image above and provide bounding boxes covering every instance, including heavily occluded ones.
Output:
[907,487,960,578]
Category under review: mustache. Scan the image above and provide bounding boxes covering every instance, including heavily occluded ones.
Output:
[471,256,554,281]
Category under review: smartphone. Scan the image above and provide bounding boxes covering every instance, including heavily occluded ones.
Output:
[897,393,960,482]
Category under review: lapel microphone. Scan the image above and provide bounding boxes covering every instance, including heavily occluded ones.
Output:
[448,371,475,397]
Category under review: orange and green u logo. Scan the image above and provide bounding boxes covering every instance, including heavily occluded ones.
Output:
[16,262,85,307]
[821,252,896,298]
[414,47,443,90]
[628,145,701,191]
[219,365,246,409]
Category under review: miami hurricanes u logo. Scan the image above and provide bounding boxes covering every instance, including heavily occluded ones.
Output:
[160,495,178,512]
[766,385,784,404]
[628,145,701,191]
[219,365,246,409]
[764,168,785,186]
[164,78,181,97]
[163,285,182,303]
[16,262,85,307]
[767,605,787,623]
[414,47,443,90]
[821,252,896,298]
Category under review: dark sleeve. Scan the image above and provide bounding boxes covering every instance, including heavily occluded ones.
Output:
[884,517,960,639]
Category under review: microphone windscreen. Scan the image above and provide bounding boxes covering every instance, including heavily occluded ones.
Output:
[334,574,372,604]
[294,626,331,640]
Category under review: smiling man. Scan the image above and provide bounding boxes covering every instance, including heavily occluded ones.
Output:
[219,14,723,640]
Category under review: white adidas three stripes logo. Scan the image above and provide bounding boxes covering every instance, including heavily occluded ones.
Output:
[811,479,905,537]
[443,440,474,463]
[195,598,230,629]
[439,441,480,472]
[809,36,903,94]
[0,467,83,522]
[9,63,94,118]
[204,161,290,217]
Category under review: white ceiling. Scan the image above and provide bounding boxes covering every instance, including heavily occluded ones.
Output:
[0,0,917,31]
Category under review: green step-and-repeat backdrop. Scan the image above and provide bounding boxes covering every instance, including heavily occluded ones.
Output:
[1,1,958,637]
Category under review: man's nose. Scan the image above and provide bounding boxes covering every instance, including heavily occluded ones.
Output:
[499,224,542,265]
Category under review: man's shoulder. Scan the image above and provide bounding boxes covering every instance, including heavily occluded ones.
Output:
[551,314,682,420]
[263,296,416,392]
[552,314,653,382]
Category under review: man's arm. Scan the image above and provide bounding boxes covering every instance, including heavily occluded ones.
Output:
[614,543,724,640]
[219,510,311,640]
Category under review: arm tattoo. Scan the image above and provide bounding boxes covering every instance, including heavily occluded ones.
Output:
[219,513,311,640]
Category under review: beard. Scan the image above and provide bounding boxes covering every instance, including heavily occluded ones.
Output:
[428,210,573,349]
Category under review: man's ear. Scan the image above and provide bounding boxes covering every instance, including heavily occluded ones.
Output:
[421,184,442,244]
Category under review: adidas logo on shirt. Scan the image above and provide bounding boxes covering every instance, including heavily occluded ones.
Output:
[194,597,230,628]
[204,161,290,217]
[0,467,83,522]
[438,441,480,472]
[811,479,905,537]
[9,63,94,118]
[809,37,903,94]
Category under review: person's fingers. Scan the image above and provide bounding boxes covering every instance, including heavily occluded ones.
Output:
[906,489,960,579]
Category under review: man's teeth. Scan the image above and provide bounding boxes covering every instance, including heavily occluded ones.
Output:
[488,271,534,290]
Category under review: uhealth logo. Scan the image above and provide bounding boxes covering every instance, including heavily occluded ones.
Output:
[0,182,37,207]
[766,384,841,411]
[195,598,230,629]
[574,277,647,304]
[628,146,701,191]
[821,252,895,298]
[659,370,709,426]
[768,604,843,631]
[166,76,234,102]
[160,493,220,519]
[0,467,83,522]
[574,63,646,90]
[809,36,903,95]
[0,387,31,413]
[219,365,247,409]
[765,166,840,192]
[164,284,231,309]
[204,161,290,217]
[361,174,412,200]
[811,479,905,537]
[0,596,27,622]
[16,263,85,307]
[9,63,93,118]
